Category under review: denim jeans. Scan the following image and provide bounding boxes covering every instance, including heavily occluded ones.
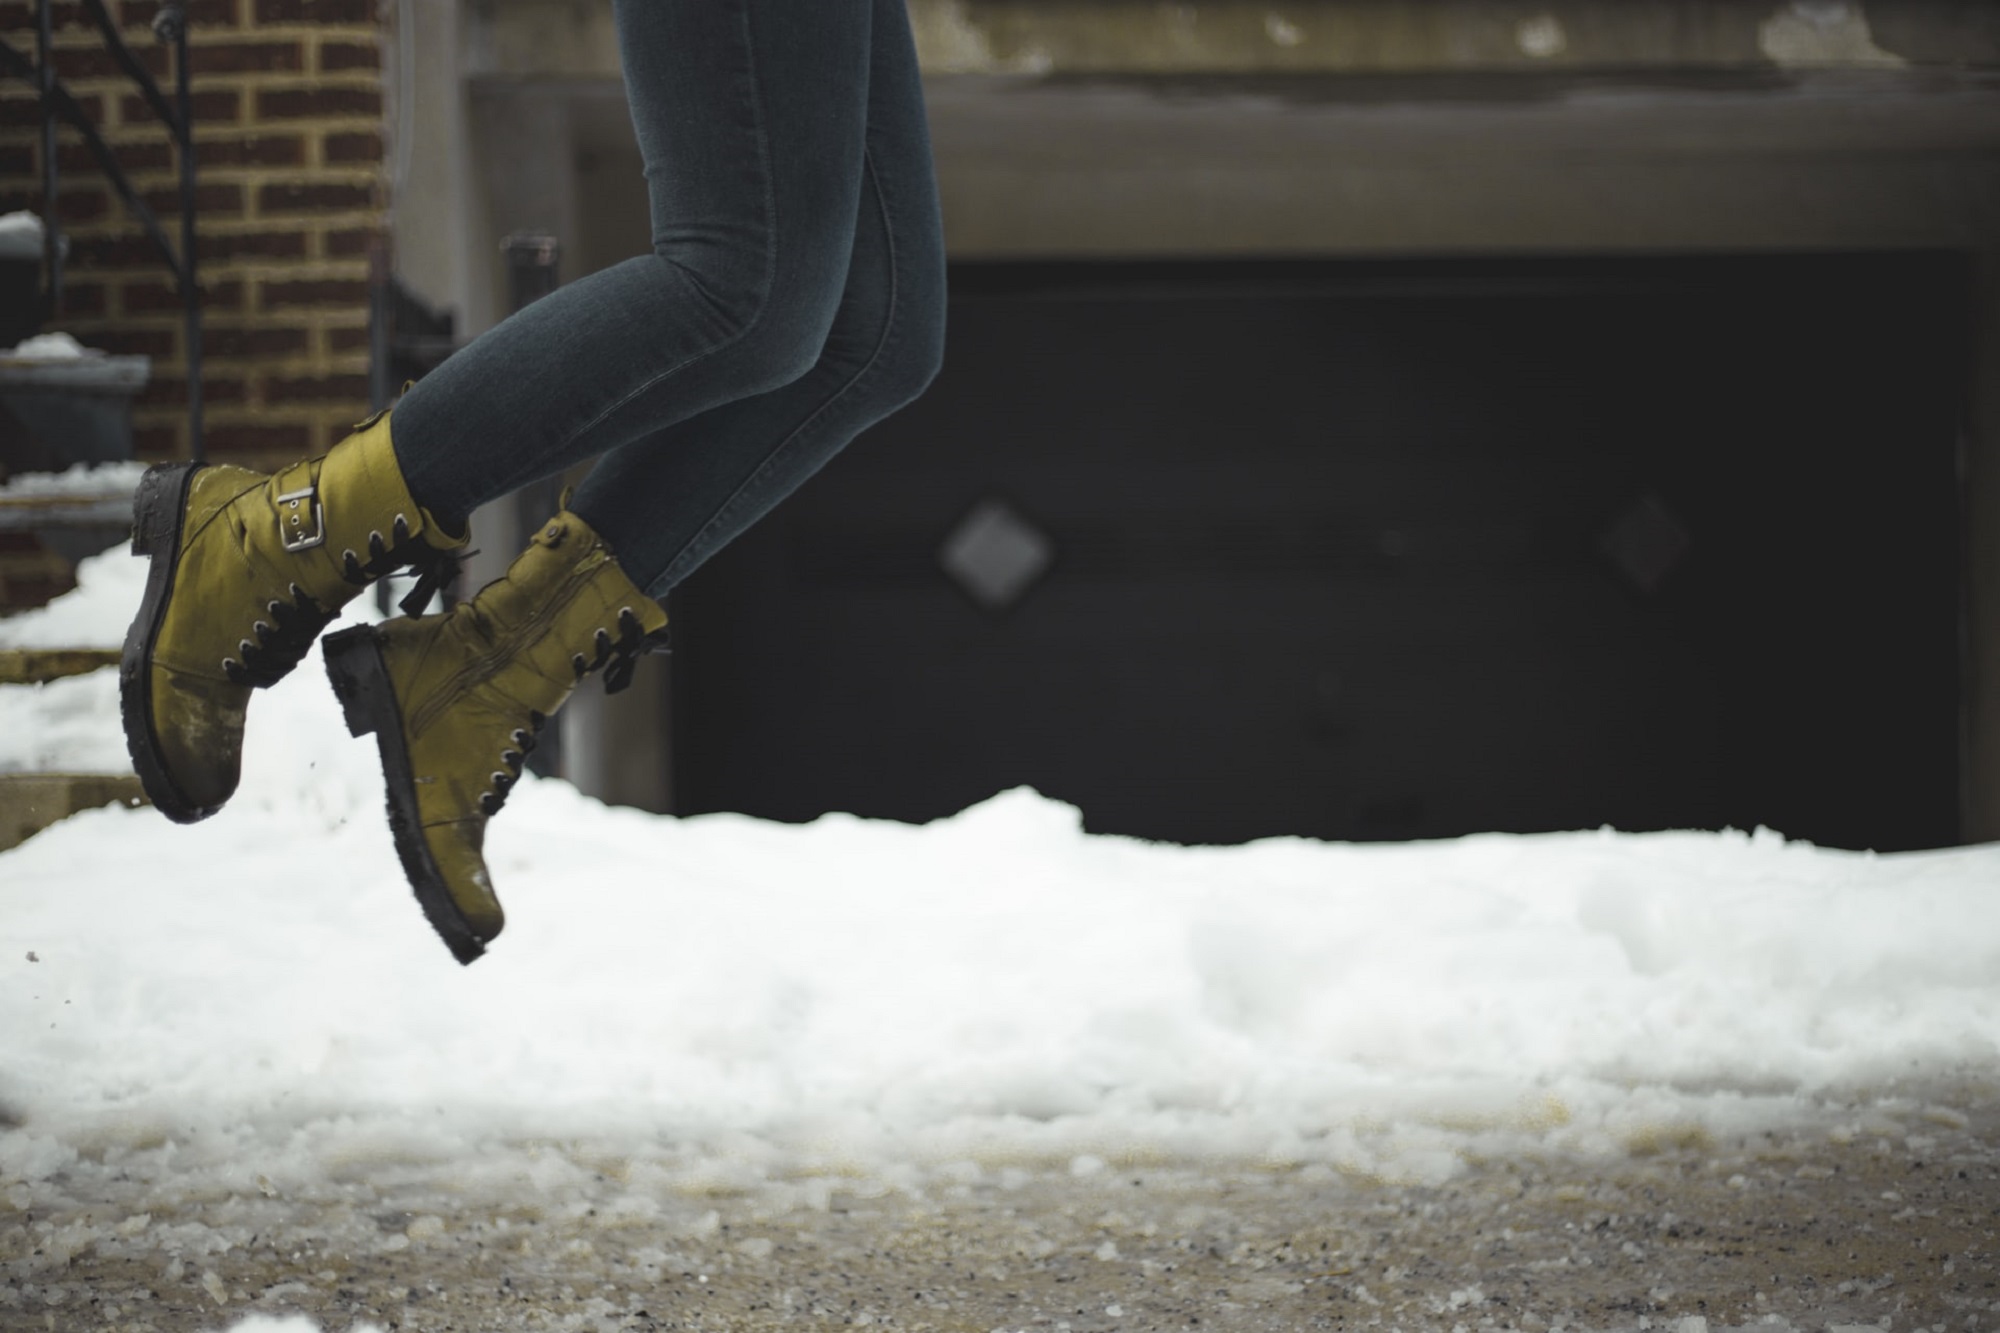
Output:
[388,0,947,598]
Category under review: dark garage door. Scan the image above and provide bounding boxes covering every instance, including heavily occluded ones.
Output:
[668,255,1965,852]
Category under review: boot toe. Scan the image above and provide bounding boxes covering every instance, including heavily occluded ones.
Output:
[126,663,247,821]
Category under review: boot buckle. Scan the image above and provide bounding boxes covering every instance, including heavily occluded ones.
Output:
[276,486,326,552]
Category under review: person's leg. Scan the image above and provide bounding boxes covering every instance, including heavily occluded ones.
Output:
[388,0,880,530]
[316,0,945,965]
[569,0,947,596]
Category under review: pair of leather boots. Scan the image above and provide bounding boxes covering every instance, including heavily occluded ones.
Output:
[118,408,667,964]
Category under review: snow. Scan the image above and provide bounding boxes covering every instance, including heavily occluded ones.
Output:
[1,330,103,360]
[0,663,126,772]
[0,208,43,258]
[0,543,144,650]
[2,546,1999,1260]
[0,458,146,502]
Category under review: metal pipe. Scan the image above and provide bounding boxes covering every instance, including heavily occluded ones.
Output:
[167,7,202,462]
[35,0,60,323]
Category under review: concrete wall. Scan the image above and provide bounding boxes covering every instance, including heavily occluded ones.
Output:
[388,0,2000,839]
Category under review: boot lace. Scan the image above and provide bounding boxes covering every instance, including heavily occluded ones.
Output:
[222,584,338,688]
[223,518,468,688]
[338,515,471,617]
[569,607,672,696]
[479,709,547,818]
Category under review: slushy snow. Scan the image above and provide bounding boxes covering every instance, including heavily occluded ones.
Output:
[3,544,1999,1262]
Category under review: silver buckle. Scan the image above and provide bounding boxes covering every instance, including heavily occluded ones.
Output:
[276,486,325,552]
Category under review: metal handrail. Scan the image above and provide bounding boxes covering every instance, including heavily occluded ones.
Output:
[0,0,203,461]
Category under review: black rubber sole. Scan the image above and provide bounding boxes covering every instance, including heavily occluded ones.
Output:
[119,461,219,824]
[323,624,490,966]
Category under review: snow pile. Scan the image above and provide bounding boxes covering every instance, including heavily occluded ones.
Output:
[0,457,146,501]
[0,664,125,773]
[1,330,103,360]
[2,551,1999,1208]
[0,543,144,649]
[0,208,43,258]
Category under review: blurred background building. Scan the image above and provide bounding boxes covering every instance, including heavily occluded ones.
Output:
[6,0,2000,851]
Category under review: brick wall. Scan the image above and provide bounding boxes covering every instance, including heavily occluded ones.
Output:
[0,0,389,469]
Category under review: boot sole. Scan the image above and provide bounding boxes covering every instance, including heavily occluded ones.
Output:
[119,461,221,824]
[322,624,491,966]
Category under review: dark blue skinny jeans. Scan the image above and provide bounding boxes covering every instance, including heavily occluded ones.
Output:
[389,0,947,597]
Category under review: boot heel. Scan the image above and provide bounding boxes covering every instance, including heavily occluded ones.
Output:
[322,625,389,740]
[130,462,198,558]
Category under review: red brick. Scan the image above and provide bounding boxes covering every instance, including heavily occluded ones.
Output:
[67,231,175,266]
[197,132,304,167]
[321,130,380,164]
[316,39,376,72]
[202,422,309,454]
[322,225,383,258]
[142,181,241,215]
[254,86,379,121]
[73,228,308,265]
[59,139,174,172]
[56,188,110,223]
[326,325,370,353]
[260,277,365,309]
[59,279,106,316]
[141,375,248,407]
[257,179,373,213]
[53,44,168,79]
[203,324,308,357]
[2,92,102,127]
[125,276,242,311]
[122,0,239,25]
[186,39,303,73]
[0,144,29,174]
[125,88,237,124]
[263,373,367,403]
[253,0,370,22]
[133,424,180,458]
[89,327,178,357]
[0,1,83,31]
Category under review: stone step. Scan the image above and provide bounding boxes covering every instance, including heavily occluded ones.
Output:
[0,488,135,531]
[0,647,121,684]
[0,772,147,852]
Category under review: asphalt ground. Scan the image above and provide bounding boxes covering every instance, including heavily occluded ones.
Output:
[5,1079,1998,1333]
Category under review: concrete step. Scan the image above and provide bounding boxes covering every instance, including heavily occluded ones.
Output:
[0,352,150,474]
[0,772,147,852]
[0,488,135,531]
[0,647,121,684]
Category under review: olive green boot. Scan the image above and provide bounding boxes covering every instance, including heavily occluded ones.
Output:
[120,408,467,824]
[321,510,668,964]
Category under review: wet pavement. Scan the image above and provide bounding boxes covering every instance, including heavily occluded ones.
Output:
[5,1081,1998,1333]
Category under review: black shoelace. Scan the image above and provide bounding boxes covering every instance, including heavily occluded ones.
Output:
[223,585,337,688]
[480,710,547,817]
[569,608,672,696]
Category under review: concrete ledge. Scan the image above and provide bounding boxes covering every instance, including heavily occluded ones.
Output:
[0,493,134,532]
[0,773,147,852]
[0,648,121,685]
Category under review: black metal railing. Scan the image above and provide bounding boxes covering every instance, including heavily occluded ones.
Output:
[0,0,203,460]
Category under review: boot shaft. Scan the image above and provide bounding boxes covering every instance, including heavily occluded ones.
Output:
[396,510,668,740]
